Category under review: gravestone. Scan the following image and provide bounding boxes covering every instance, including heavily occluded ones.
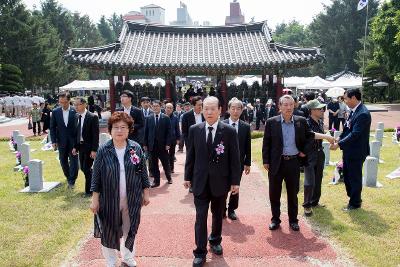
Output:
[20,143,30,166]
[12,130,20,141]
[20,159,60,193]
[99,133,111,145]
[333,131,341,140]
[370,140,382,162]
[375,129,384,145]
[376,122,384,131]
[15,135,25,151]
[363,156,382,187]
[322,142,330,166]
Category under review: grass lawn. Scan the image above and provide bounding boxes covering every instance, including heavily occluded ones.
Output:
[0,138,92,266]
[252,135,400,266]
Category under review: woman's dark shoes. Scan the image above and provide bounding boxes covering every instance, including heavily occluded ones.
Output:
[342,205,360,212]
[304,207,313,217]
[269,222,280,230]
[167,179,173,184]
[289,222,300,231]
[228,211,237,220]
[210,244,223,255]
[192,257,206,267]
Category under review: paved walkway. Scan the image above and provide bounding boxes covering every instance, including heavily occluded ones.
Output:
[72,151,342,267]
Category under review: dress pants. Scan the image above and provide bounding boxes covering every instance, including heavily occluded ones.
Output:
[150,144,171,184]
[269,157,300,223]
[32,121,41,135]
[78,144,94,194]
[256,117,262,130]
[303,150,325,208]
[101,199,135,267]
[193,180,226,258]
[178,135,184,151]
[168,141,177,172]
[58,142,79,186]
[225,167,244,213]
[343,158,364,207]
[328,116,339,131]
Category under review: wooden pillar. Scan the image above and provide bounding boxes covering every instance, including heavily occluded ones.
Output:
[276,73,283,103]
[164,73,172,101]
[261,73,267,103]
[109,75,116,113]
[220,72,227,113]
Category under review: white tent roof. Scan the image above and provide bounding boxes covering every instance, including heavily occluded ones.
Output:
[129,78,165,86]
[284,76,317,88]
[297,76,332,90]
[60,80,109,91]
[329,76,362,89]
[228,75,261,86]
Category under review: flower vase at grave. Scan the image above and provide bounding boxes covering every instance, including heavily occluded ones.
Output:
[16,151,21,166]
[22,166,29,187]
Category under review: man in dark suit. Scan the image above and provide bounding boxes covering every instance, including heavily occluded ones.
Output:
[181,96,204,150]
[264,99,277,120]
[222,97,251,221]
[184,96,241,267]
[330,88,371,211]
[50,91,79,188]
[254,98,265,130]
[116,90,144,145]
[72,97,99,196]
[177,102,191,152]
[165,103,181,173]
[262,95,334,231]
[144,100,172,187]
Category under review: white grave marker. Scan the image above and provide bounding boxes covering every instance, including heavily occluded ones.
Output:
[363,156,382,187]
[20,159,60,193]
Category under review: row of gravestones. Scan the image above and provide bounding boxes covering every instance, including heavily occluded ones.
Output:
[10,130,112,193]
[322,122,385,188]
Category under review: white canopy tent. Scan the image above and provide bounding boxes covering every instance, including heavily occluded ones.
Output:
[325,87,345,98]
[60,80,109,91]
[297,76,332,90]
[284,76,316,88]
[228,75,261,86]
[329,76,362,89]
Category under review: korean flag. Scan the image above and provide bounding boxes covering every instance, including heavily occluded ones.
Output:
[357,0,368,11]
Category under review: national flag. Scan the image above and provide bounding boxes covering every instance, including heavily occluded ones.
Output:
[357,0,368,11]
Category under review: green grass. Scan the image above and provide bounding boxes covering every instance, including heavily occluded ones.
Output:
[0,140,92,266]
[252,136,400,266]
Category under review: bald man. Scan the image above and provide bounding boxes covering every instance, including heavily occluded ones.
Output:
[184,96,241,266]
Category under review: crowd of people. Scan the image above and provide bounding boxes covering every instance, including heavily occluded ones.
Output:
[37,86,370,267]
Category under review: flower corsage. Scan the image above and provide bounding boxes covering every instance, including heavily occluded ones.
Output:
[212,141,225,163]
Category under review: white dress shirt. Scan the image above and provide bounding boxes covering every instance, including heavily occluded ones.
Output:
[205,121,218,142]
[228,118,239,133]
[62,106,71,127]
[123,105,132,115]
[194,111,203,124]
[115,146,128,210]
[78,109,87,141]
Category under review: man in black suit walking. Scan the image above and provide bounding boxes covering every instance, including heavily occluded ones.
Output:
[222,97,251,221]
[254,98,265,130]
[184,96,241,267]
[144,100,172,187]
[165,102,181,173]
[116,90,144,145]
[181,96,204,151]
[262,95,334,231]
[72,97,99,196]
[330,88,371,211]
[50,92,78,189]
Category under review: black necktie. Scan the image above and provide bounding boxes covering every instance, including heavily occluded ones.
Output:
[207,126,213,157]
[232,122,236,132]
[155,114,159,128]
[348,110,353,119]
[77,115,82,142]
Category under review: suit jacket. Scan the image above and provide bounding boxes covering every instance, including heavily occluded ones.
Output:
[184,121,241,197]
[338,103,371,160]
[116,106,144,144]
[144,113,172,151]
[181,109,205,140]
[264,106,277,120]
[222,119,251,167]
[254,104,265,119]
[50,106,77,149]
[169,114,181,143]
[74,111,99,152]
[262,115,315,176]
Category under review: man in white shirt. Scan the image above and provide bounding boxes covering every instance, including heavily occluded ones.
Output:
[4,94,14,117]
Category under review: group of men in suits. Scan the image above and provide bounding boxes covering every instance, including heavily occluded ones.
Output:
[50,93,99,196]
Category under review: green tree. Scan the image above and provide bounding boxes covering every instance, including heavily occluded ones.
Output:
[108,13,124,39]
[308,0,379,75]
[0,64,23,92]
[98,15,114,43]
[274,20,312,47]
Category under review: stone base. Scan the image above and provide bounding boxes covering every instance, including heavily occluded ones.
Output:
[19,182,61,193]
[14,165,22,172]
[363,180,383,188]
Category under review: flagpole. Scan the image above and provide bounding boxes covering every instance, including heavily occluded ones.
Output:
[361,1,369,89]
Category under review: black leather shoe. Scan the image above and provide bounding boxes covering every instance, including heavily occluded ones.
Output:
[193,257,206,267]
[342,205,360,212]
[228,211,237,220]
[150,182,160,188]
[189,187,193,193]
[269,222,280,230]
[167,179,173,184]
[289,222,300,231]
[210,244,223,255]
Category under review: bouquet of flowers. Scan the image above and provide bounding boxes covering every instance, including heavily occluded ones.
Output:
[16,151,21,166]
[9,136,17,151]
[331,161,344,184]
[329,127,337,136]
[20,166,29,187]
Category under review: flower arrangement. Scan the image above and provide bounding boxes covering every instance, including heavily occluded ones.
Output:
[331,161,344,184]
[211,141,225,163]
[21,166,29,187]
[10,136,17,151]
[129,148,140,165]
[16,151,21,166]
[329,127,337,136]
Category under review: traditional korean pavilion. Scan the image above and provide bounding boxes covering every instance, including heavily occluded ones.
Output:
[65,21,324,111]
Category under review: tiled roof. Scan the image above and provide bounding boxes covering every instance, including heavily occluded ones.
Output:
[65,21,324,74]
[326,70,361,81]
